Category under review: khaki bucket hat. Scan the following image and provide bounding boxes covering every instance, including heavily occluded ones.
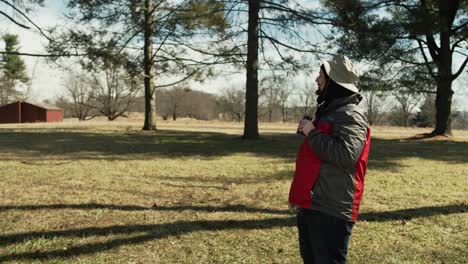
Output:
[321,55,359,93]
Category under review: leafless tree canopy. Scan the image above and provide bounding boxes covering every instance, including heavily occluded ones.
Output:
[88,65,142,121]
[63,73,95,121]
[216,86,245,122]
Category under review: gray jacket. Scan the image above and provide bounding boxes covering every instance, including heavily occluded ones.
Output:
[307,94,370,221]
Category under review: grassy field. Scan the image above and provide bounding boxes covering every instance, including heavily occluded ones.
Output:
[0,119,467,263]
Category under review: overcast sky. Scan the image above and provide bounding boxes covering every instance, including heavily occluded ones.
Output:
[1,0,467,111]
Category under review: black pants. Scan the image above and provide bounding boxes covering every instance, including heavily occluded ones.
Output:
[297,209,354,264]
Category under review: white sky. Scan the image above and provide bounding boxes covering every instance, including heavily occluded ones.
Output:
[1,0,467,111]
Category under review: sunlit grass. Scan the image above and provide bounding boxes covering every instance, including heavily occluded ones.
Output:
[0,119,466,263]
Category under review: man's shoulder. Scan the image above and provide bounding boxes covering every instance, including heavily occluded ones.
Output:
[323,104,367,124]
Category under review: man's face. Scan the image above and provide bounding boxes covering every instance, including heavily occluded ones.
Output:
[315,70,327,92]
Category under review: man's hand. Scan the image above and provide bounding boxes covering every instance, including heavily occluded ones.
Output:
[297,119,314,136]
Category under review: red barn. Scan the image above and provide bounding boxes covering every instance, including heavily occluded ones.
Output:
[0,101,63,124]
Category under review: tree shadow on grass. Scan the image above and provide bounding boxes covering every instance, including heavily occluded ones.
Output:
[359,203,467,221]
[0,203,291,215]
[0,129,299,161]
[0,203,465,261]
[0,217,296,262]
[0,129,466,170]
[367,138,468,170]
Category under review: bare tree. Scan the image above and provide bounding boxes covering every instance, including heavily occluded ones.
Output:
[259,78,280,123]
[158,85,191,121]
[276,78,292,123]
[412,94,437,127]
[63,73,95,121]
[297,81,316,117]
[259,75,293,123]
[363,90,388,126]
[180,90,218,120]
[217,86,245,122]
[391,90,423,127]
[88,64,142,121]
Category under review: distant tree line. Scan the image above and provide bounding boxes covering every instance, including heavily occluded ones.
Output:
[52,76,468,130]
[361,91,467,129]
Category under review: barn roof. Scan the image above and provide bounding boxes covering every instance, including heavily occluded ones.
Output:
[24,101,63,111]
[0,101,62,110]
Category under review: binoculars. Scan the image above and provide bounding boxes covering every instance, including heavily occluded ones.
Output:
[297,115,313,135]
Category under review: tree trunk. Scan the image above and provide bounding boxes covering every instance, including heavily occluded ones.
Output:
[142,0,157,131]
[172,104,177,121]
[282,103,286,123]
[432,79,453,136]
[431,0,454,136]
[242,0,260,139]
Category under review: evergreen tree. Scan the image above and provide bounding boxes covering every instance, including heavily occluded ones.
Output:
[321,0,467,136]
[0,34,29,105]
[48,0,226,130]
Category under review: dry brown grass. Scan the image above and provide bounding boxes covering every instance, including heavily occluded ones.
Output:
[0,119,466,263]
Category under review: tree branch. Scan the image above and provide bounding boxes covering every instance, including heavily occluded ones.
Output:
[453,56,468,80]
[392,54,432,66]
[415,38,437,80]
[420,0,439,61]
[0,10,30,29]
[0,0,52,42]
[259,33,333,56]
[259,29,290,65]
[165,39,247,59]
[451,20,468,34]
[151,22,178,63]
[451,37,467,54]
[154,66,206,88]
[362,0,418,11]
[454,50,467,57]
[0,51,86,57]
[261,0,334,25]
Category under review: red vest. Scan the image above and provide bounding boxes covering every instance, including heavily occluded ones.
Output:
[288,121,331,209]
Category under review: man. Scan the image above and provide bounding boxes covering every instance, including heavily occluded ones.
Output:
[289,55,371,264]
